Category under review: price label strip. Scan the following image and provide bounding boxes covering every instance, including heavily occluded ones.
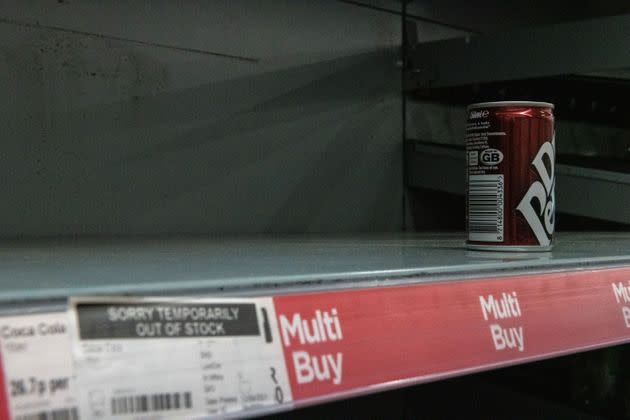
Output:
[5,266,630,419]
[0,312,77,420]
[70,298,291,419]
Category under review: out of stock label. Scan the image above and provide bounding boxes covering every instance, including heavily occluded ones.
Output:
[70,298,291,419]
[0,312,77,420]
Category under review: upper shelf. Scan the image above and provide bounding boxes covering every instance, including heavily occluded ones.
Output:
[405,14,630,89]
[405,1,630,33]
[2,233,630,305]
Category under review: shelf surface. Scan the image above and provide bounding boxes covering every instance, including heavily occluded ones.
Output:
[3,233,630,419]
[1,232,630,303]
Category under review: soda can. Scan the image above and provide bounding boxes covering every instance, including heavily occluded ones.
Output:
[466,101,555,251]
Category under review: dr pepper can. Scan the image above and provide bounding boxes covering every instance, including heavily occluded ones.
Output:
[466,101,555,251]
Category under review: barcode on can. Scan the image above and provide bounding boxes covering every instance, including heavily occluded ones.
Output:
[111,391,192,415]
[15,407,79,420]
[468,174,504,242]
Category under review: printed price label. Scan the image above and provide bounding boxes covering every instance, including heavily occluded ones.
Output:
[70,298,291,419]
[0,312,77,420]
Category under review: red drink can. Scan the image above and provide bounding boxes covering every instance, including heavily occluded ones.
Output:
[466,101,555,251]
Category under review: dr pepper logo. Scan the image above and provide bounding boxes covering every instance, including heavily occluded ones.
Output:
[516,135,555,246]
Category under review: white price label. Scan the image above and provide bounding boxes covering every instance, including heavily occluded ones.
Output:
[0,312,77,420]
[70,297,292,419]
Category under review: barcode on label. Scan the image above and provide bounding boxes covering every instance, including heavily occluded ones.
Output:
[111,392,192,415]
[468,174,504,242]
[15,408,79,420]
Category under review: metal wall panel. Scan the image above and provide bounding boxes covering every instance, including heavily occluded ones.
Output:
[0,1,459,235]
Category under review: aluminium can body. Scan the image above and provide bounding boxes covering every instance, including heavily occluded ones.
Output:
[465,101,555,251]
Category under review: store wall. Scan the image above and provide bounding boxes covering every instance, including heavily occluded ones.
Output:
[0,1,460,236]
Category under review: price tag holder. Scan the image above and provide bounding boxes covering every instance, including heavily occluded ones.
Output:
[0,312,77,420]
[70,297,292,419]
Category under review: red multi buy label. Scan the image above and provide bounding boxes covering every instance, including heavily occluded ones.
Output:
[273,267,630,402]
[465,101,555,251]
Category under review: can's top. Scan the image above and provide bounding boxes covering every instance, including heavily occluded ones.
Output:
[467,101,554,110]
